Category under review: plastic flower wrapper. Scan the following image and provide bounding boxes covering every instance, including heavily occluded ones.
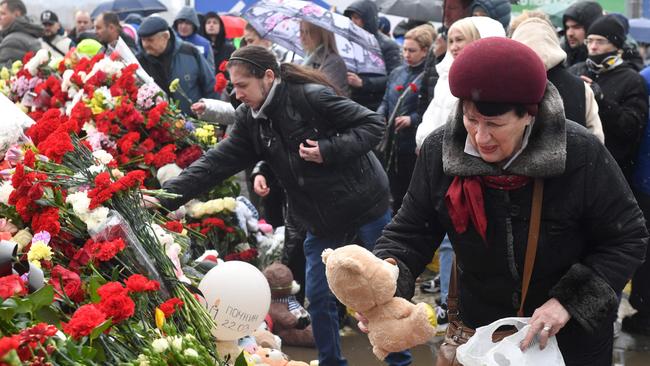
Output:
[0,94,34,156]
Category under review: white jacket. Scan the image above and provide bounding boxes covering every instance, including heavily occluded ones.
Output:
[416,17,506,149]
[41,34,72,58]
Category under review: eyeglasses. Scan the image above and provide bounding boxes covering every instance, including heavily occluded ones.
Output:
[584,38,610,46]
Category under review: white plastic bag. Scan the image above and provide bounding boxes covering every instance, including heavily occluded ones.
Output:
[456,317,565,366]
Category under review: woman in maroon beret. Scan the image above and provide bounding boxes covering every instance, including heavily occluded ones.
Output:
[372,37,649,365]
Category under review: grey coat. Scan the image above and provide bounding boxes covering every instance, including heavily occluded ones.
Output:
[303,47,350,96]
[0,17,43,67]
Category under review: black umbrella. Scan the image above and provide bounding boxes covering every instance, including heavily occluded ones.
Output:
[91,0,167,20]
[372,0,443,22]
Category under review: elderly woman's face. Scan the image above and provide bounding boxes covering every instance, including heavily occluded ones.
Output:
[463,101,531,164]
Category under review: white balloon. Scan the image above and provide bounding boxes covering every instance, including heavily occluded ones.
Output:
[198,261,271,341]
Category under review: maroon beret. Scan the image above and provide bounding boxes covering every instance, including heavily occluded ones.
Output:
[449,37,547,115]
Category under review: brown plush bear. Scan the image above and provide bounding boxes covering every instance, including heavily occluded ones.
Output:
[262,263,315,347]
[322,245,436,360]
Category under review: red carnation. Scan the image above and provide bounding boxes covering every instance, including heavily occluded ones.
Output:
[0,335,20,358]
[19,323,57,349]
[31,207,61,237]
[98,293,135,323]
[176,145,203,168]
[144,144,176,168]
[409,83,418,93]
[164,221,184,233]
[22,51,34,64]
[0,275,27,300]
[214,73,228,93]
[159,297,184,318]
[218,60,228,72]
[395,85,405,92]
[49,265,85,303]
[62,304,106,340]
[125,274,160,293]
[23,149,35,168]
[84,238,126,262]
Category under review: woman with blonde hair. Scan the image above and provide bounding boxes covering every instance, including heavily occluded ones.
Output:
[377,24,433,214]
[414,16,505,334]
[300,21,350,95]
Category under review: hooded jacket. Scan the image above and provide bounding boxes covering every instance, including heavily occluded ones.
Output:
[470,0,511,30]
[512,18,604,143]
[174,6,215,72]
[136,29,218,115]
[375,82,648,364]
[0,16,43,67]
[201,12,235,69]
[561,1,603,67]
[344,0,402,110]
[416,17,504,149]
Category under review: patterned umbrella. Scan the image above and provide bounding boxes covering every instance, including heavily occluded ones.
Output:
[242,0,386,75]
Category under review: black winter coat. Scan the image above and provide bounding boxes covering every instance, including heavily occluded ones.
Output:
[161,82,390,237]
[344,0,402,111]
[374,84,648,365]
[568,61,649,181]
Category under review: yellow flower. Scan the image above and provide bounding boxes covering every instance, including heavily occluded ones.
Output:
[0,67,9,80]
[155,307,165,330]
[89,92,106,115]
[27,241,53,263]
[11,60,22,74]
[169,79,180,93]
[223,197,237,212]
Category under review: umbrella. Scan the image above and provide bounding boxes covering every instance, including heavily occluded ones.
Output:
[630,18,650,44]
[243,0,386,75]
[373,0,443,22]
[91,0,167,19]
[535,1,575,29]
[221,15,247,39]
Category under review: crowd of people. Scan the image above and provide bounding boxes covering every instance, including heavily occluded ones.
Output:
[4,0,650,365]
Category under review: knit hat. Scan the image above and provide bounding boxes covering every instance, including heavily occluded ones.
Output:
[587,15,626,49]
[138,16,169,38]
[449,37,547,116]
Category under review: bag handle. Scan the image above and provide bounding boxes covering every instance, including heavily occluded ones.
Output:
[447,178,544,320]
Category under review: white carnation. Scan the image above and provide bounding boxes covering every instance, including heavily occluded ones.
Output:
[151,338,169,353]
[223,197,237,212]
[156,163,182,185]
[0,180,13,205]
[183,349,199,358]
[92,149,113,165]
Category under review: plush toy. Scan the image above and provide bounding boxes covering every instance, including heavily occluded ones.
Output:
[322,245,436,360]
[262,263,315,347]
[251,348,310,366]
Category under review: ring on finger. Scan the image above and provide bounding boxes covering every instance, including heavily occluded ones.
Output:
[542,325,552,332]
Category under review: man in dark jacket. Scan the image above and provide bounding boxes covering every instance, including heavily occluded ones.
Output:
[562,1,603,67]
[201,12,235,69]
[0,0,42,67]
[569,15,648,183]
[68,10,94,45]
[174,6,215,73]
[94,12,138,55]
[136,16,218,115]
[344,0,402,111]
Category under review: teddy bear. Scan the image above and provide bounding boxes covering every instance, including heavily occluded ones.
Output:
[251,348,310,366]
[322,244,436,360]
[262,262,315,347]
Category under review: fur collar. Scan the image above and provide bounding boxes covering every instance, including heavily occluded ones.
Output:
[442,82,567,178]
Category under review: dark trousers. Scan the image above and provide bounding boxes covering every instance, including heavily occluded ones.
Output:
[388,152,417,213]
[630,189,650,313]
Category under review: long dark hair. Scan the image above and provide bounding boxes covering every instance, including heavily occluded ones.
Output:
[227,46,342,95]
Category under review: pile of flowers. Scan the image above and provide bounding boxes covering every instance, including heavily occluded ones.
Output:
[0,48,272,364]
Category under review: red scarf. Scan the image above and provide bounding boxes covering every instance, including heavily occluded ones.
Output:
[445,175,532,243]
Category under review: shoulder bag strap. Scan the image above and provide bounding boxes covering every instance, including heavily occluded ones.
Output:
[518,178,544,316]
[447,178,544,320]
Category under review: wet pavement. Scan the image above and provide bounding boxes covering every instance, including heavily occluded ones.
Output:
[284,271,650,365]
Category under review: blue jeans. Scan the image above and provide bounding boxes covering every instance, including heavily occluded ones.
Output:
[304,210,412,366]
[438,235,454,305]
